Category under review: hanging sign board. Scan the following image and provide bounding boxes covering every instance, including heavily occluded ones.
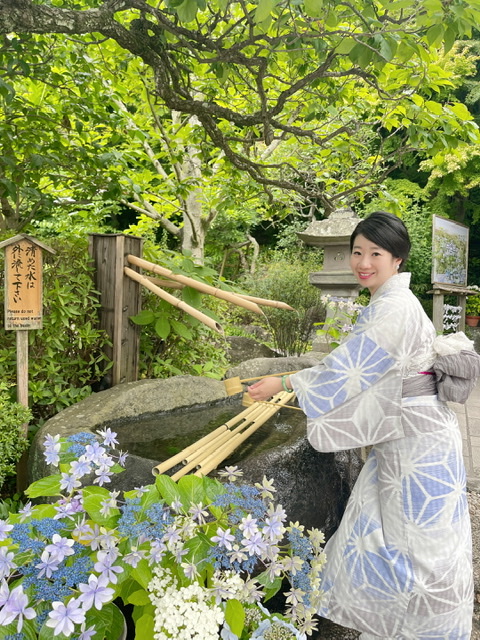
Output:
[1,234,55,330]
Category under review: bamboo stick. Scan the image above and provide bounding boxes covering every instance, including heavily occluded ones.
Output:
[194,393,295,477]
[145,276,183,290]
[127,255,263,315]
[242,392,303,411]
[143,279,294,311]
[170,405,272,481]
[151,401,263,475]
[182,403,267,465]
[236,293,295,310]
[124,267,223,334]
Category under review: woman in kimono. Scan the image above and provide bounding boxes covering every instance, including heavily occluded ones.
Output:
[248,211,476,640]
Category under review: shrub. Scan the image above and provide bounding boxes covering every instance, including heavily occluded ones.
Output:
[466,287,480,316]
[237,251,324,356]
[0,384,31,490]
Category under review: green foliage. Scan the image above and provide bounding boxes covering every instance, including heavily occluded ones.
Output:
[466,288,480,315]
[238,249,324,356]
[128,248,230,379]
[0,236,112,422]
[0,383,31,489]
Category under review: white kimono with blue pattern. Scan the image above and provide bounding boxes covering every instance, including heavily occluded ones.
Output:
[290,273,473,640]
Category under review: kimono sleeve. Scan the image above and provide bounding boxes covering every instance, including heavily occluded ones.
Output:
[290,297,412,452]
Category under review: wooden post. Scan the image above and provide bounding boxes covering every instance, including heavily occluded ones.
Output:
[88,234,143,386]
[432,290,444,334]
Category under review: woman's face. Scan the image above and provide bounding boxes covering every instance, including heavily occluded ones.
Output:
[350,233,402,295]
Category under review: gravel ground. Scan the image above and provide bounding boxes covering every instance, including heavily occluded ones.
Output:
[312,486,480,640]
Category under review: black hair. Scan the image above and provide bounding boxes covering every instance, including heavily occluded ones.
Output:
[350,211,411,270]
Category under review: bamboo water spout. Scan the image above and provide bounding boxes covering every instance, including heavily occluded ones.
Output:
[127,255,264,315]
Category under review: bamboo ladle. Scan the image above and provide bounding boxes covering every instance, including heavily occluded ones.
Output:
[223,370,299,395]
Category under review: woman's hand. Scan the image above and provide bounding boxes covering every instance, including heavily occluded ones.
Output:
[247,376,284,402]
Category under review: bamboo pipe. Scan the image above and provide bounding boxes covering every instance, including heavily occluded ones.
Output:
[151,401,263,475]
[242,392,303,411]
[236,293,295,310]
[224,370,299,395]
[145,276,295,311]
[146,276,183,290]
[194,392,295,477]
[124,267,223,334]
[127,255,263,315]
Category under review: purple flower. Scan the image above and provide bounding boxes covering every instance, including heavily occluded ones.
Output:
[0,520,13,542]
[94,550,123,584]
[78,625,96,640]
[70,457,92,478]
[239,514,258,538]
[84,442,107,464]
[211,527,235,551]
[262,516,285,540]
[46,598,85,636]
[189,502,208,523]
[19,501,34,521]
[123,548,146,568]
[97,427,119,447]
[36,550,60,579]
[117,451,128,466]
[78,574,114,611]
[0,580,9,607]
[60,472,81,493]
[0,584,36,632]
[45,534,75,562]
[0,546,16,579]
[94,468,113,486]
[43,434,61,466]
[241,531,268,557]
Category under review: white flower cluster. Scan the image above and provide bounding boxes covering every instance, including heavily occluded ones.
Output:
[148,566,224,640]
[443,304,462,332]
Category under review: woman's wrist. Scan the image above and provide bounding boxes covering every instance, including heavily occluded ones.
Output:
[281,375,293,392]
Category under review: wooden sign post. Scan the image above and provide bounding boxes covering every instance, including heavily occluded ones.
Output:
[0,234,55,490]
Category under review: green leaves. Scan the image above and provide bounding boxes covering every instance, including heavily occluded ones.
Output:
[224,599,245,637]
[25,474,62,499]
[254,0,278,23]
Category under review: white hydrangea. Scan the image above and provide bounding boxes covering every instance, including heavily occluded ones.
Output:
[148,566,224,640]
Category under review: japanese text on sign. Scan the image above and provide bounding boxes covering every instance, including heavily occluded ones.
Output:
[5,239,43,330]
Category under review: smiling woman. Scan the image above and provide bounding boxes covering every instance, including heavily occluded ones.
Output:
[249,211,480,640]
[349,212,411,295]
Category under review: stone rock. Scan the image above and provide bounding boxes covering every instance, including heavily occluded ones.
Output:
[226,354,324,381]
[225,336,276,366]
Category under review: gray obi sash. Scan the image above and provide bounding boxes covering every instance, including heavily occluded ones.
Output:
[402,350,480,404]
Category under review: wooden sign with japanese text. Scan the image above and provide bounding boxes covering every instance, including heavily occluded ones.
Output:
[1,235,53,330]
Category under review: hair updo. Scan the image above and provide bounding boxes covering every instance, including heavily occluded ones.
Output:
[350,211,411,270]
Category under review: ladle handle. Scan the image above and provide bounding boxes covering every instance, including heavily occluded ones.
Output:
[239,370,299,383]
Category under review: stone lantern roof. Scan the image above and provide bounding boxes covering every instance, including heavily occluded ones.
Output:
[296,207,360,247]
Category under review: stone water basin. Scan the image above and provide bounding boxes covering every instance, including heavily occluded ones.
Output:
[30,376,361,537]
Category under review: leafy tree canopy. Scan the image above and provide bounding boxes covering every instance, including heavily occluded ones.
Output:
[1,0,480,222]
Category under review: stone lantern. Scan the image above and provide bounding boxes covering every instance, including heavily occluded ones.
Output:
[297,206,361,298]
[297,206,361,351]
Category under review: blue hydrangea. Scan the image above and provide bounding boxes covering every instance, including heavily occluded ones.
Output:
[66,432,99,458]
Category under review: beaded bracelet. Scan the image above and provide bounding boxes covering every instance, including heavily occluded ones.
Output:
[281,375,293,392]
